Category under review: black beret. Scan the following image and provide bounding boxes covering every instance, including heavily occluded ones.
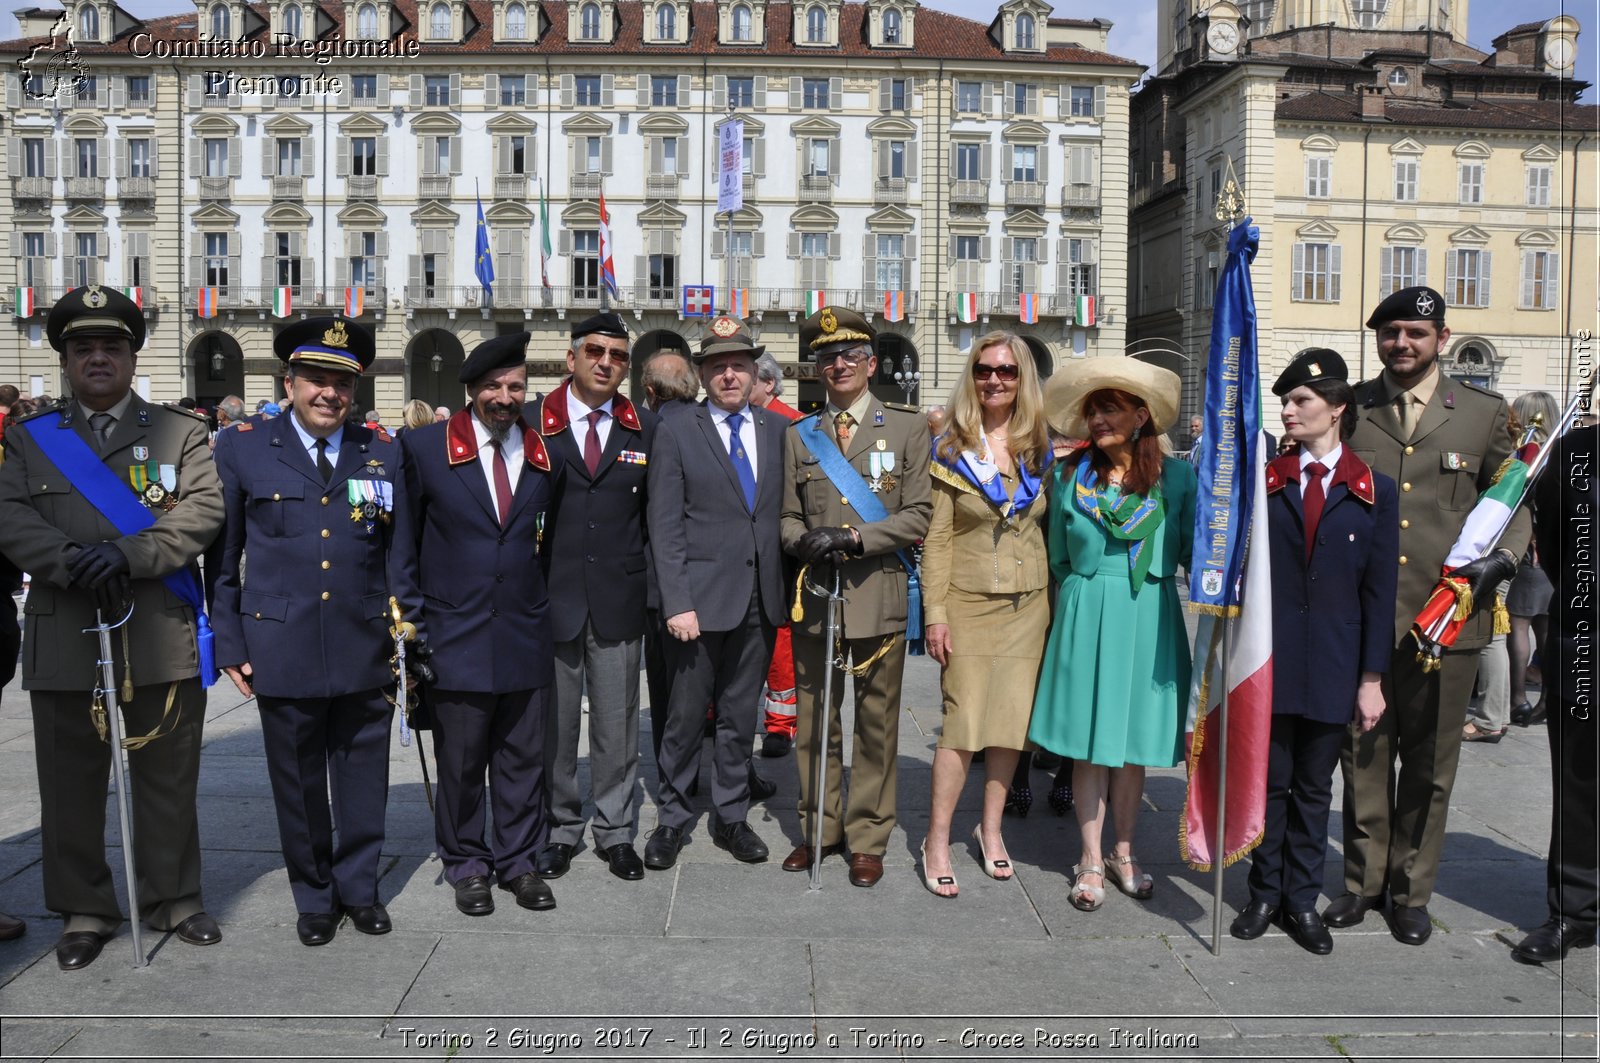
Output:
[46,285,146,354]
[571,312,630,342]
[1366,286,1446,329]
[799,306,875,358]
[273,316,375,375]
[1272,348,1348,396]
[459,331,531,384]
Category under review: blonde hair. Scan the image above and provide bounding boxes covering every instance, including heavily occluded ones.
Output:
[934,331,1049,472]
[1511,391,1561,444]
[402,398,434,430]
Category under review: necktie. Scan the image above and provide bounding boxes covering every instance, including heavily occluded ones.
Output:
[1302,461,1328,561]
[834,411,855,451]
[315,437,333,484]
[491,441,513,526]
[583,409,604,475]
[1396,394,1416,438]
[89,412,113,448]
[725,412,757,511]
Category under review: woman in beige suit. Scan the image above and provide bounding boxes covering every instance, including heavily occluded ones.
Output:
[919,332,1053,897]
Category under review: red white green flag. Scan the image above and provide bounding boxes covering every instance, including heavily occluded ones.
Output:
[273,287,293,318]
[14,287,34,318]
[955,291,978,324]
[804,290,827,316]
[122,286,142,309]
[1074,295,1097,327]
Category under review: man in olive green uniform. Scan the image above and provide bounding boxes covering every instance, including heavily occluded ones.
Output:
[779,308,931,887]
[1331,286,1529,945]
[0,286,225,970]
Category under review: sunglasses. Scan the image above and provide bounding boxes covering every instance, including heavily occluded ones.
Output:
[817,350,869,367]
[972,363,1020,381]
[582,343,630,365]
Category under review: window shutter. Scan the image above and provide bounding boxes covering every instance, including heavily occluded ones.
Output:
[188,140,202,178]
[261,136,274,175]
[449,73,461,106]
[338,78,351,107]
[679,74,691,99]
[601,74,614,107]
[753,232,766,257]
[1520,251,1535,308]
[1028,85,1040,115]
[5,72,19,111]
[1544,253,1559,309]
[906,77,916,105]
[713,75,727,110]
[879,78,890,110]
[711,230,725,257]
[378,74,390,102]
[1292,243,1306,300]
[421,141,437,176]
[1479,250,1492,307]
[1000,144,1013,184]
[187,74,202,109]
[189,231,204,288]
[786,232,800,258]
[1001,236,1015,262]
[561,74,574,108]
[376,139,390,175]
[334,253,348,289]
[450,136,462,174]
[114,139,128,178]
[601,137,614,174]
[1329,244,1341,300]
[636,73,649,99]
[228,138,242,177]
[375,232,389,259]
[303,249,316,294]
[828,233,841,259]
[261,251,275,289]
[828,138,839,182]
[983,81,996,115]
[495,136,508,174]
[1415,249,1426,286]
[789,77,802,110]
[862,233,875,260]
[754,76,767,109]
[302,138,315,177]
[110,77,126,109]
[410,74,424,107]
[1094,85,1106,117]
[634,255,647,301]
[906,139,918,180]
[484,73,498,103]
[1002,81,1014,116]
[408,253,422,292]
[1037,148,1048,184]
[829,76,842,107]
[6,140,19,178]
[980,142,992,181]
[752,138,766,176]
[676,138,689,177]
[1445,250,1458,304]
[872,140,886,179]
[1379,247,1393,294]
[336,138,351,176]
[42,140,57,178]
[558,229,571,255]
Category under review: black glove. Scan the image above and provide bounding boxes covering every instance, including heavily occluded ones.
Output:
[67,542,131,590]
[796,526,862,565]
[89,574,131,617]
[406,638,438,687]
[1455,550,1518,616]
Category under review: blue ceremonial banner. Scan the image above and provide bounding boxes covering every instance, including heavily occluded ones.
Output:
[474,196,495,299]
[1188,218,1263,615]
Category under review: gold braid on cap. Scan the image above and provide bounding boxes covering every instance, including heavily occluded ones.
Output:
[322,320,350,349]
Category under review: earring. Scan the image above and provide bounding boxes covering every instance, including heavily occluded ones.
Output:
[1131,425,1142,444]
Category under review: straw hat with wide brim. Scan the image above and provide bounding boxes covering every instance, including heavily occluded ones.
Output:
[1044,356,1182,440]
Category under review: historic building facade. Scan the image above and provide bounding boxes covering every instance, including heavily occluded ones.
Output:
[3,0,1140,416]
[1130,0,1596,417]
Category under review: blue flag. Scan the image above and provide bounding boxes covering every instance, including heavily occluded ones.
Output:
[1188,218,1264,615]
[474,196,494,298]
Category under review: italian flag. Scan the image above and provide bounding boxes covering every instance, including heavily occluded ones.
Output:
[804,290,827,316]
[1074,295,1097,327]
[955,291,978,324]
[344,287,364,318]
[14,287,34,318]
[122,286,142,309]
[273,286,293,318]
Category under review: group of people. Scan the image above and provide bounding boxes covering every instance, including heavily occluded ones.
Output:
[0,282,1591,977]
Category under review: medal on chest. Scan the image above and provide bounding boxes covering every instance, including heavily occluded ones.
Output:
[347,478,392,535]
[868,442,897,494]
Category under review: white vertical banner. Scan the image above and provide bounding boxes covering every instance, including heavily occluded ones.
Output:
[717,119,745,214]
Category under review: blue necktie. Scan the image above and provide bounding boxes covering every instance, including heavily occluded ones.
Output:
[725,412,757,511]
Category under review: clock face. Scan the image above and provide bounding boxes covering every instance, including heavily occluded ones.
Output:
[1545,36,1573,70]
[1207,21,1239,54]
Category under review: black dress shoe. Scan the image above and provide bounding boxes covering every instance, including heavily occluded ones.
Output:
[55,931,108,971]
[644,826,685,870]
[297,912,339,946]
[598,843,645,881]
[173,912,222,946]
[344,904,392,935]
[1391,904,1433,946]
[761,732,792,758]
[504,871,556,911]
[747,769,777,802]
[0,911,25,941]
[535,843,575,879]
[713,821,770,863]
[1323,892,1384,928]
[1512,917,1598,965]
[1279,909,1334,955]
[1229,901,1279,941]
[453,874,495,916]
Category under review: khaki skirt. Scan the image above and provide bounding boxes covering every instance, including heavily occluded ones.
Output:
[937,585,1050,752]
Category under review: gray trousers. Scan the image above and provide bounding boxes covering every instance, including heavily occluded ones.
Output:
[545,621,643,849]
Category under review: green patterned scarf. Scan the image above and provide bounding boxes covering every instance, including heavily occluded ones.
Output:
[1072,459,1165,592]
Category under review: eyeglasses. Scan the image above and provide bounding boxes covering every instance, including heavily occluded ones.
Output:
[817,349,869,367]
[582,343,630,365]
[971,363,1020,381]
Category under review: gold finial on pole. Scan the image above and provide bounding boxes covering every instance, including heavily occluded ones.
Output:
[1213,157,1247,229]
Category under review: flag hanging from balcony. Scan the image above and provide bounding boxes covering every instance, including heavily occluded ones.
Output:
[729,287,750,318]
[536,177,553,290]
[882,290,905,322]
[598,190,619,300]
[343,287,364,318]
[14,287,34,318]
[805,290,827,316]
[122,286,142,310]
[1073,295,1097,327]
[682,284,714,318]
[1018,292,1038,325]
[955,292,978,324]
[197,287,218,319]
[273,286,293,318]
[474,194,495,301]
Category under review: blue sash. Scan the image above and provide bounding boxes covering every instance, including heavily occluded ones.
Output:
[795,415,923,656]
[29,411,217,686]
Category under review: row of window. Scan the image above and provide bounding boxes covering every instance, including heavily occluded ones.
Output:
[1288,243,1561,310]
[1305,156,1559,207]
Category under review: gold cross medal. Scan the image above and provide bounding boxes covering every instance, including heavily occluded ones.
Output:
[868,450,897,493]
[348,478,381,534]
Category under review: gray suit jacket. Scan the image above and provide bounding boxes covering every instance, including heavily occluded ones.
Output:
[646,401,786,631]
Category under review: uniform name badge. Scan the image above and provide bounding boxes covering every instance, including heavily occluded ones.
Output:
[868,450,897,493]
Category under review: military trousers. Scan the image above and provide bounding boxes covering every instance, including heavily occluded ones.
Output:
[546,623,643,850]
[1545,692,1598,929]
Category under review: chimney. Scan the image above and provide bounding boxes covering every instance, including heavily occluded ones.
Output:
[1360,84,1388,119]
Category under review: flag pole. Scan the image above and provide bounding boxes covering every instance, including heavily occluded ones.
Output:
[1212,618,1230,956]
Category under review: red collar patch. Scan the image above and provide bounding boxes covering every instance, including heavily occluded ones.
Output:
[540,378,640,436]
[446,408,479,466]
[1266,445,1376,504]
[523,426,551,472]
[1265,451,1299,494]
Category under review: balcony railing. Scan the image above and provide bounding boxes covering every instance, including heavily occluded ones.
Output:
[215,286,385,311]
[272,176,304,200]
[13,177,52,199]
[251,285,326,307]
[570,173,603,198]
[645,175,680,202]
[742,174,757,200]
[346,175,380,200]
[418,175,453,200]
[403,285,485,309]
[119,176,157,199]
[1004,180,1046,208]
[950,179,988,206]
[198,176,233,200]
[874,177,908,205]
[494,174,528,199]
[797,175,833,204]
[64,176,105,200]
[1063,185,1100,210]
[945,291,1082,318]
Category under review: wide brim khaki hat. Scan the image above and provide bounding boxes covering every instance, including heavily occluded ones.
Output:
[1044,355,1182,439]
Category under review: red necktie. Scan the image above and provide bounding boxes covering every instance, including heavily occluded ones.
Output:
[1302,461,1328,560]
[583,409,604,475]
[492,441,513,526]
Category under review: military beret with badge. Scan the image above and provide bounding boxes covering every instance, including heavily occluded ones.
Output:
[1272,347,1349,395]
[1366,285,1446,330]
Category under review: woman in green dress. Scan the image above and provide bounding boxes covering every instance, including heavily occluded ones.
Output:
[1030,358,1195,912]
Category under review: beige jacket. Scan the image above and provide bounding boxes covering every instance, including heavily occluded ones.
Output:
[920,468,1049,627]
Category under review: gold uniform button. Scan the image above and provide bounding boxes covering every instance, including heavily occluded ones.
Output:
[321,529,331,538]
[254,612,262,619]
[321,591,331,601]
[321,496,330,506]
[1404,445,1414,455]
[841,497,850,506]
[1402,482,1412,492]
[320,560,331,570]
[272,492,281,501]
[1400,519,1410,529]
[1399,556,1408,565]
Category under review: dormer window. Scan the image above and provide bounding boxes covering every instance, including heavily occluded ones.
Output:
[282,3,301,39]
[1387,66,1408,88]
[883,7,900,42]
[1015,11,1034,49]
[654,3,674,38]
[579,2,600,38]
[505,1,526,36]
[210,4,230,37]
[356,2,378,38]
[429,2,450,39]
[805,4,825,42]
[731,3,751,40]
[77,4,98,40]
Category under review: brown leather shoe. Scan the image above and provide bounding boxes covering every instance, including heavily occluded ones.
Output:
[848,853,884,887]
[782,842,845,872]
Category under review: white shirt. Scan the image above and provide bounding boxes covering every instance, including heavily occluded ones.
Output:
[472,412,523,513]
[709,403,758,481]
[1298,443,1341,496]
[565,389,615,453]
[289,409,343,471]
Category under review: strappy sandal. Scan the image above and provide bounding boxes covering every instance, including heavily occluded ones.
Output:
[971,824,1013,880]
[919,840,958,899]
[1070,864,1105,911]
[1107,853,1154,900]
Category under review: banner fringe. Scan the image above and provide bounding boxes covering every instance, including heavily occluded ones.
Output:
[1187,602,1241,618]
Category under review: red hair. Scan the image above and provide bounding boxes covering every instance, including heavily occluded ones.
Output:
[1073,389,1166,497]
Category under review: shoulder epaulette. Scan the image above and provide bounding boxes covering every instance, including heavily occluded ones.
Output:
[11,403,58,426]
[234,421,255,432]
[884,401,920,413]
[166,404,209,421]
[1456,377,1503,399]
[375,426,393,444]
